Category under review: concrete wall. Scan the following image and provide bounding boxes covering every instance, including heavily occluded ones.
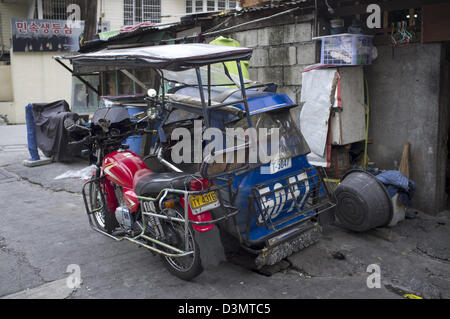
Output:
[161,0,185,24]
[206,14,316,107]
[366,43,446,214]
[0,64,13,101]
[98,0,124,31]
[0,52,72,124]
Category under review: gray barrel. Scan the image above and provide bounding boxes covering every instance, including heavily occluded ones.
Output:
[334,170,393,232]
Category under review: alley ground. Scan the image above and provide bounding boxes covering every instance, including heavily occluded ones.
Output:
[0,124,449,299]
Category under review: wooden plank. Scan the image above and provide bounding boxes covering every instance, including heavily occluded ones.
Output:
[422,3,450,42]
[409,8,415,27]
[238,0,270,8]
[399,142,410,178]
[383,10,388,37]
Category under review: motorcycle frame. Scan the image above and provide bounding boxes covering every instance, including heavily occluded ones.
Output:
[81,171,239,258]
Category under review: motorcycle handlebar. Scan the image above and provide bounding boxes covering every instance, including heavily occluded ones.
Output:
[69,135,91,146]
[69,128,156,147]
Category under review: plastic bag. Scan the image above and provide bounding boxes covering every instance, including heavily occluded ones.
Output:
[54,164,96,180]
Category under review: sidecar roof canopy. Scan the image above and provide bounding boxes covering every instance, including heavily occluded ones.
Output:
[56,43,253,73]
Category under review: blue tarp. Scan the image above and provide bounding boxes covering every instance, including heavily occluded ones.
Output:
[25,103,40,161]
[376,170,416,207]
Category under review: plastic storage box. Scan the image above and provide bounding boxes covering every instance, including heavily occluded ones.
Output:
[315,33,374,66]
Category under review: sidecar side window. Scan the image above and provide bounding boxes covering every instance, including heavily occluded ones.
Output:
[225,109,311,162]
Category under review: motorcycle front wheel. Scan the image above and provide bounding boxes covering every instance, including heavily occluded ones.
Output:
[159,206,203,281]
[89,180,118,234]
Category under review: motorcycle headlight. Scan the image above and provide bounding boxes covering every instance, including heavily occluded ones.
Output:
[147,88,157,98]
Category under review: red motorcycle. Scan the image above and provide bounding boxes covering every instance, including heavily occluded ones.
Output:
[64,105,231,280]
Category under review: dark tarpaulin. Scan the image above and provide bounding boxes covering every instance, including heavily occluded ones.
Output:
[31,100,80,162]
[56,43,253,73]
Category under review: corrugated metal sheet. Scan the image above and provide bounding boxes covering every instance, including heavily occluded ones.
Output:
[239,0,309,12]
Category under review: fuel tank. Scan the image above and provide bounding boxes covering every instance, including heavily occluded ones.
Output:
[102,150,149,189]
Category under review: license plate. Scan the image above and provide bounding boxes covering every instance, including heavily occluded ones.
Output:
[189,191,220,214]
[270,157,292,174]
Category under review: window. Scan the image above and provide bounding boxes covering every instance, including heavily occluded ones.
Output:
[207,1,215,11]
[229,1,238,10]
[124,0,161,26]
[71,75,99,114]
[102,69,158,96]
[195,0,203,12]
[186,0,239,14]
[40,0,83,20]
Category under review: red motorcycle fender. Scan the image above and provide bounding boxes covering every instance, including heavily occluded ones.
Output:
[180,196,214,232]
[101,176,118,213]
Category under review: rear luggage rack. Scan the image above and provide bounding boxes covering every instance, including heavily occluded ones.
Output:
[248,167,335,239]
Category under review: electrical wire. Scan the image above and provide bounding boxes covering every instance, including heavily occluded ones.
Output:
[0,10,4,60]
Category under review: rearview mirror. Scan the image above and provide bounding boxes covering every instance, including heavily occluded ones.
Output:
[97,118,111,132]
[131,111,146,120]
[64,118,76,132]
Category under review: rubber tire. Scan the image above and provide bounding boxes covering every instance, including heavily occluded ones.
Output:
[159,207,203,281]
[89,180,119,234]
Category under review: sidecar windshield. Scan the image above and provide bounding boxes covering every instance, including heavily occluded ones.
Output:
[205,109,310,176]
[225,109,311,161]
[163,66,254,87]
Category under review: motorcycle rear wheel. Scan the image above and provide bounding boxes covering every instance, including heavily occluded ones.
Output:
[159,206,203,281]
[89,180,118,234]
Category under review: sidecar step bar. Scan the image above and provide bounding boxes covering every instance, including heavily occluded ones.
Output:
[142,208,239,226]
[90,225,194,258]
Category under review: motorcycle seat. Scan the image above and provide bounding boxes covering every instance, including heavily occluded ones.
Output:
[134,171,193,196]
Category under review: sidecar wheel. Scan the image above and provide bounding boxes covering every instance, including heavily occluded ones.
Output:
[159,207,203,281]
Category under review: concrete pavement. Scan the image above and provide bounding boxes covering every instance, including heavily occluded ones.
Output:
[0,124,449,299]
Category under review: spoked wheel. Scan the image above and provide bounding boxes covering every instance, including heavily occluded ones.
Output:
[89,180,118,234]
[159,206,203,281]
